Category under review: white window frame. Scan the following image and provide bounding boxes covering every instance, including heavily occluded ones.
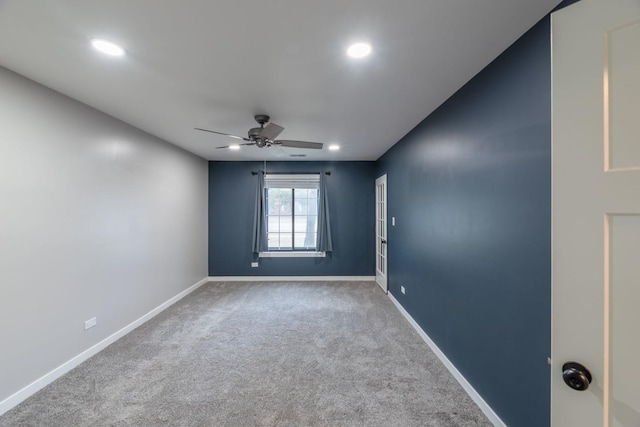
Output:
[260,174,325,258]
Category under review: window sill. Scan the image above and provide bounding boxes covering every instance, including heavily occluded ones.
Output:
[259,251,326,258]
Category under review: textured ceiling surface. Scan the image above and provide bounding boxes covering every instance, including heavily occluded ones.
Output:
[0,0,561,160]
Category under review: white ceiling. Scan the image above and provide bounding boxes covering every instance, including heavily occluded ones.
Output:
[0,0,561,161]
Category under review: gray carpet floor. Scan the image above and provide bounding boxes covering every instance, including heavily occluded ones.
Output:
[0,281,492,426]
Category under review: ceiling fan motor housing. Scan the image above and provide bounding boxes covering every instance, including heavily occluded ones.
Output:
[248,127,263,139]
[249,114,270,140]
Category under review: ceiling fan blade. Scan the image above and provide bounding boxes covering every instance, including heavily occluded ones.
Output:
[260,123,284,141]
[277,140,324,149]
[194,127,251,142]
[215,142,256,149]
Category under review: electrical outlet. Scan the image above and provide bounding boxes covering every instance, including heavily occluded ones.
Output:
[84,317,97,330]
[400,286,405,294]
[392,217,396,226]
[251,262,259,268]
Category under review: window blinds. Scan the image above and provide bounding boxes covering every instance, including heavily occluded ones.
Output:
[263,174,320,189]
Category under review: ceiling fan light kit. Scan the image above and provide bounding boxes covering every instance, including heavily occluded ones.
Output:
[195,115,324,151]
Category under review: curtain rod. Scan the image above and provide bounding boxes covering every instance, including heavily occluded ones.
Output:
[251,171,330,175]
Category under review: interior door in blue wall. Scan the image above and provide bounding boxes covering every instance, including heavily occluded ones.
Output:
[552,0,640,425]
[375,174,388,292]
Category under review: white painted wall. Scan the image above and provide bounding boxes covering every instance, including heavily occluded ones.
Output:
[0,67,208,405]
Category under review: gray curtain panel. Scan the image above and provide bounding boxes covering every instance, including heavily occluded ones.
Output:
[252,172,267,253]
[316,173,333,252]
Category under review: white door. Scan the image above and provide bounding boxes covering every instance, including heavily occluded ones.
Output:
[375,174,387,292]
[552,1,640,426]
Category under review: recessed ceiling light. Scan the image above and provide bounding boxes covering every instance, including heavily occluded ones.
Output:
[329,144,340,151]
[347,42,371,59]
[229,144,240,150]
[91,39,125,57]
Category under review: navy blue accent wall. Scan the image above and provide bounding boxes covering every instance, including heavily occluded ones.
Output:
[553,0,581,11]
[376,15,557,427]
[209,161,375,276]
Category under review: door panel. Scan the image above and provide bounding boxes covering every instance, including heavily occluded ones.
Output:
[606,21,640,171]
[606,215,640,427]
[552,1,640,425]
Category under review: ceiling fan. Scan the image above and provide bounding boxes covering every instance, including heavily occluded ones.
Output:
[195,114,323,150]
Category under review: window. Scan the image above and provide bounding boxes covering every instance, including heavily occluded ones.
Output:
[264,174,319,252]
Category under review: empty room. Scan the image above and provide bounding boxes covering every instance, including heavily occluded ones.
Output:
[1,0,638,426]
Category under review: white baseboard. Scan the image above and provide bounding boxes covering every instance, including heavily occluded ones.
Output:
[0,276,209,416]
[208,276,375,282]
[387,292,506,427]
